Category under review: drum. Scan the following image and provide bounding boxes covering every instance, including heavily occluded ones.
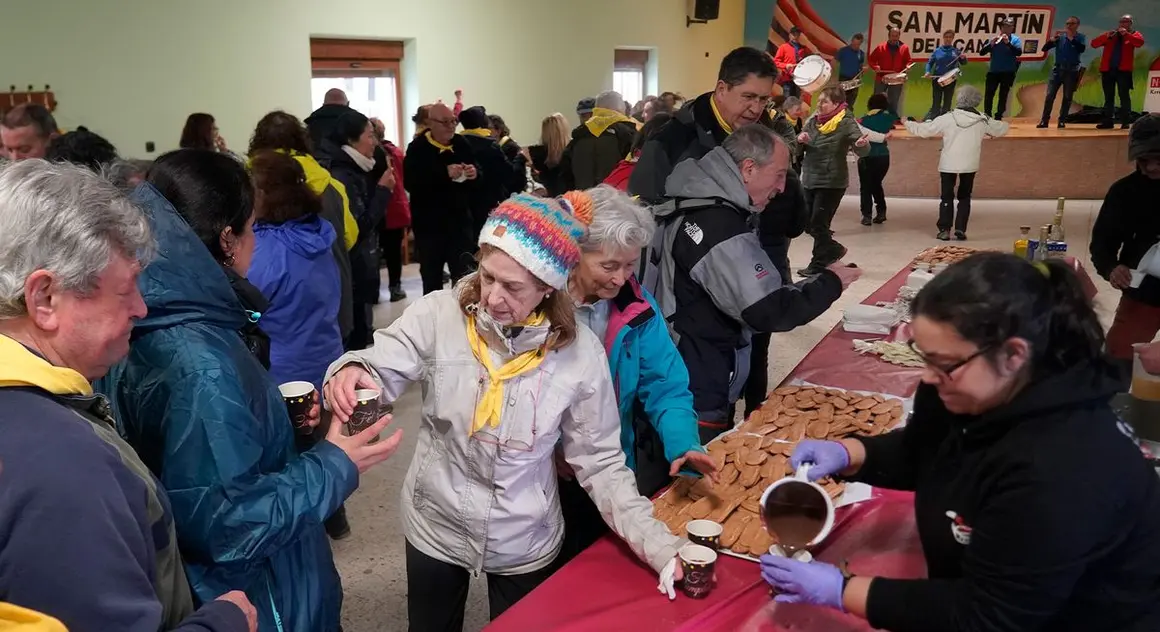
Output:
[937,67,962,86]
[882,62,916,86]
[839,73,862,91]
[793,55,832,93]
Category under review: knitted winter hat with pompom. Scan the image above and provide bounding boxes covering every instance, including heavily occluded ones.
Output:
[478,191,594,290]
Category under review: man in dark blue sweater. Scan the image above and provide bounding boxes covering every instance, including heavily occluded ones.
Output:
[980,18,1023,120]
[0,160,252,632]
[1039,16,1087,128]
[835,33,867,110]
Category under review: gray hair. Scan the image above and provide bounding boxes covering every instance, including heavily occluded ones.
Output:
[595,90,626,112]
[579,184,655,253]
[782,96,804,112]
[0,160,154,320]
[722,124,784,167]
[956,84,983,110]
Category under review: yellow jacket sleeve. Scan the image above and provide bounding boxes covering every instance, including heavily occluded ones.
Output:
[329,178,360,250]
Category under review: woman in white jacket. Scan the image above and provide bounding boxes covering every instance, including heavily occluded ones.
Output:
[904,84,1009,241]
[323,191,687,630]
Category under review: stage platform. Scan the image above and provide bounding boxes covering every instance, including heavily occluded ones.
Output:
[850,120,1133,200]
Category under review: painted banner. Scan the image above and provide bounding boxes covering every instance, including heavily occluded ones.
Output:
[867,1,1057,60]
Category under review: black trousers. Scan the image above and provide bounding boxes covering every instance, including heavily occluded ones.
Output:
[984,71,1016,118]
[927,79,955,119]
[804,187,847,266]
[414,227,474,295]
[1102,71,1134,125]
[843,85,860,113]
[379,227,405,288]
[405,540,554,631]
[857,155,890,218]
[346,303,375,351]
[1041,68,1080,123]
[782,82,801,98]
[938,172,976,233]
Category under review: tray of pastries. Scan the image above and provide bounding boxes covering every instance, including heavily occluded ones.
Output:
[910,245,978,270]
[651,384,907,561]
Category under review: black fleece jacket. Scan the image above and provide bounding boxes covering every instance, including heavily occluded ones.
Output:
[1090,170,1160,307]
[852,360,1160,632]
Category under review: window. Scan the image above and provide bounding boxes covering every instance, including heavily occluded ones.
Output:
[310,38,405,146]
[613,49,650,108]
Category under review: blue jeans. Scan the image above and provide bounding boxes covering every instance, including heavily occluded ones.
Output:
[1041,67,1080,124]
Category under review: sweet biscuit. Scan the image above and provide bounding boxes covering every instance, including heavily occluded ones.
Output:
[773,386,800,396]
[739,464,762,488]
[744,450,768,466]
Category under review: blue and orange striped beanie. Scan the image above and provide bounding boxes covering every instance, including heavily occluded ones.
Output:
[478,191,594,290]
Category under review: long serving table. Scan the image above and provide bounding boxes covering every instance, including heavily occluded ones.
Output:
[487,257,1097,632]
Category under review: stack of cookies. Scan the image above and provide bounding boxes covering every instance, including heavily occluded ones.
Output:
[911,245,979,271]
[651,385,905,559]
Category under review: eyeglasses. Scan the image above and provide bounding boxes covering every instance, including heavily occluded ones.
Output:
[430,117,458,128]
[907,340,992,378]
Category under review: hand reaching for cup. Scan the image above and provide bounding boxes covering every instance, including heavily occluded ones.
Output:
[323,365,379,423]
[215,590,258,632]
[378,165,396,189]
[825,262,863,290]
[325,410,404,474]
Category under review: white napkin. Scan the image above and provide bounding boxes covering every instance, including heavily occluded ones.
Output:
[1130,243,1160,288]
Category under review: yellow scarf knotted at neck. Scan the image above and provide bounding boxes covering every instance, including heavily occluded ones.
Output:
[709,95,733,135]
[817,108,847,135]
[864,109,884,117]
[465,312,548,435]
[461,128,493,139]
[584,107,639,137]
[425,131,455,153]
[0,334,93,396]
[499,136,512,146]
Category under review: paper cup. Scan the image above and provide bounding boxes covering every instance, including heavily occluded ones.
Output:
[278,381,316,434]
[685,519,723,552]
[768,544,813,563]
[678,544,717,599]
[1130,270,1146,289]
[348,389,382,444]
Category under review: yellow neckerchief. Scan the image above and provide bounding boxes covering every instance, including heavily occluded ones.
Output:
[584,107,639,136]
[0,334,93,396]
[499,136,512,146]
[0,603,68,632]
[709,95,734,134]
[461,128,493,139]
[817,108,848,135]
[425,131,455,153]
[465,312,548,435]
[864,109,884,117]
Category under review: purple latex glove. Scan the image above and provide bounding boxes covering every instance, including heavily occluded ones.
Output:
[789,439,850,481]
[760,554,845,611]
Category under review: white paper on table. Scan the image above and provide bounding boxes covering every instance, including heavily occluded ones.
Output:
[1131,243,1160,288]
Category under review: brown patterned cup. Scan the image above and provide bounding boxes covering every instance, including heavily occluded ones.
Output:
[679,544,717,599]
[685,519,723,552]
[278,381,316,435]
[347,389,382,444]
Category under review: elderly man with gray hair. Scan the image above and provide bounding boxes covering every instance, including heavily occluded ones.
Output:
[645,125,861,441]
[0,160,256,631]
[563,89,640,189]
[555,185,720,564]
[904,84,1009,240]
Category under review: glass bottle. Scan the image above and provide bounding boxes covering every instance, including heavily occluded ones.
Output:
[1034,225,1051,262]
[1013,225,1031,260]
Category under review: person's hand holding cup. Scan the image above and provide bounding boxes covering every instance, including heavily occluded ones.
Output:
[323,365,379,423]
[463,164,478,180]
[447,164,465,181]
[379,164,396,189]
[796,132,810,145]
[278,381,318,435]
[825,262,863,291]
[1110,264,1134,290]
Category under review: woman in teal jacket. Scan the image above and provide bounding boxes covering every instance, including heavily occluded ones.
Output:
[556,185,718,564]
[95,150,400,632]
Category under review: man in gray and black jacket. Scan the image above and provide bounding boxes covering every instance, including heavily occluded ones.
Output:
[644,126,860,442]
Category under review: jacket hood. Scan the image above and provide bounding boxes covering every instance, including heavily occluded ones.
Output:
[304,103,350,128]
[288,151,333,196]
[0,334,93,395]
[583,107,640,137]
[255,214,336,259]
[663,146,753,211]
[957,359,1126,446]
[128,184,248,336]
[949,108,989,129]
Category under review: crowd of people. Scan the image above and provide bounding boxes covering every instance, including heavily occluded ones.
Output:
[0,26,1159,632]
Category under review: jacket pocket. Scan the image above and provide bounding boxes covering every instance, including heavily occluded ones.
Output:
[410,444,440,512]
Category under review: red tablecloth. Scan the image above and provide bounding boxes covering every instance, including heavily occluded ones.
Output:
[487,256,1096,632]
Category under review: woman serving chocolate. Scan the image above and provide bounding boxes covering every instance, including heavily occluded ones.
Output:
[761,253,1160,631]
[323,190,688,629]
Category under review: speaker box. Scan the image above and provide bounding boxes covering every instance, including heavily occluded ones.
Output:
[693,0,719,21]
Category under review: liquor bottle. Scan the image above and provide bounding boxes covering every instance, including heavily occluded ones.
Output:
[1034,225,1051,262]
[1013,225,1031,259]
[1051,197,1066,241]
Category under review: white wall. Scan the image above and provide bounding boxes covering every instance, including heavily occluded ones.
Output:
[0,0,743,157]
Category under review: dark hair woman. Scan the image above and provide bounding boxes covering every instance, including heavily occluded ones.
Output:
[94,148,402,632]
[249,110,358,342]
[856,92,899,225]
[179,112,219,151]
[765,253,1160,631]
[323,109,394,350]
[248,150,344,394]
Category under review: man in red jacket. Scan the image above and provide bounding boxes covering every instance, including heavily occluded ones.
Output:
[1092,14,1145,129]
[869,26,912,117]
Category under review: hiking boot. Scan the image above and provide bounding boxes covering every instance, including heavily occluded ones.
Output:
[860,216,872,226]
[873,214,887,224]
[1036,121,1048,129]
[954,230,968,241]
[937,230,951,241]
[1058,122,1066,129]
[325,509,352,541]
[389,285,407,303]
[1096,122,1115,130]
[797,263,827,277]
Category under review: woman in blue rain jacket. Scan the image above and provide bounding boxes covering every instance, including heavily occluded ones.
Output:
[95,150,359,632]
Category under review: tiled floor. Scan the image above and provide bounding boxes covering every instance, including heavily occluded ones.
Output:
[335,193,1121,632]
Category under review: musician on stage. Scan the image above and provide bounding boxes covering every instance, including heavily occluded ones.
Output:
[1038,16,1087,129]
[1092,15,1145,130]
[773,26,833,99]
[980,18,1023,121]
[923,30,967,120]
[835,33,868,109]
[868,26,912,117]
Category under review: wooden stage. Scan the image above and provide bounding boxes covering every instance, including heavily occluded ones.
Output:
[850,120,1133,200]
